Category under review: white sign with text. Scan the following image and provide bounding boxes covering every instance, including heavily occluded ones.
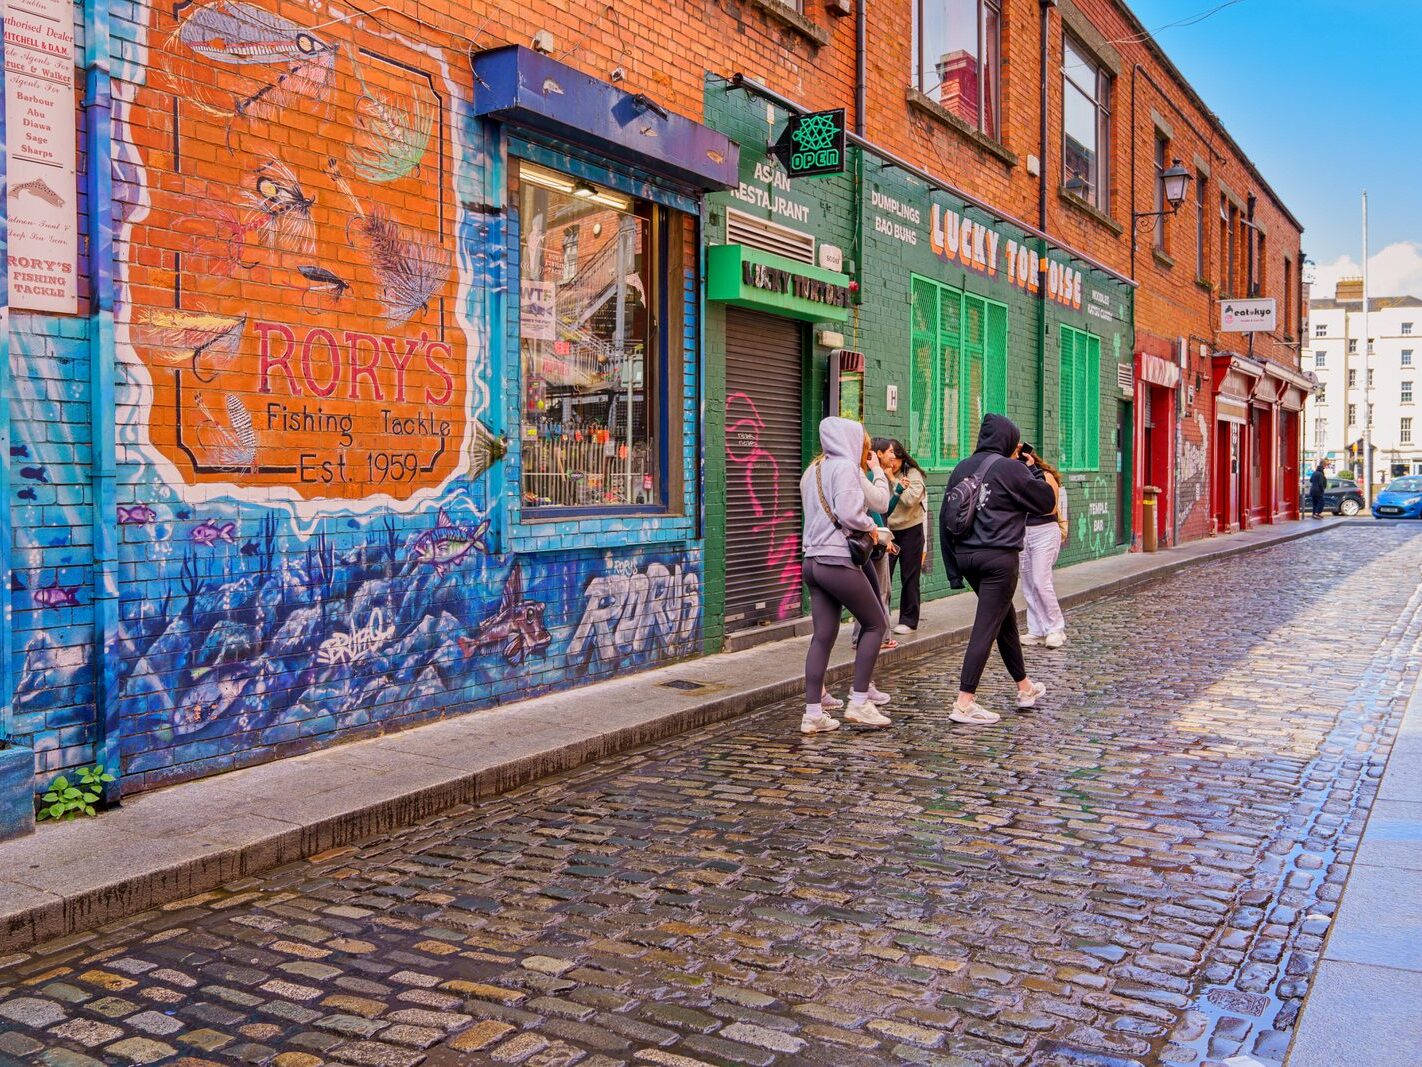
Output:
[1220,297,1276,333]
[5,0,78,313]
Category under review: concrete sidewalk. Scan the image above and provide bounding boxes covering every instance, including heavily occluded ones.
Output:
[1286,633,1422,1066]
[0,518,1342,955]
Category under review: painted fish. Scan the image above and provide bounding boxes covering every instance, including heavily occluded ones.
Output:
[9,444,29,458]
[17,488,37,501]
[457,563,551,666]
[408,509,490,576]
[11,574,26,592]
[9,177,64,207]
[191,519,238,546]
[118,504,158,526]
[240,540,259,556]
[19,466,49,483]
[34,581,82,608]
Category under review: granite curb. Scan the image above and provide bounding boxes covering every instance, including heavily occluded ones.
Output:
[0,518,1345,955]
[1285,612,1422,1067]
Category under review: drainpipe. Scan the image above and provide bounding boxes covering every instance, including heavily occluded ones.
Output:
[85,0,121,802]
[1037,0,1055,451]
[855,1,867,136]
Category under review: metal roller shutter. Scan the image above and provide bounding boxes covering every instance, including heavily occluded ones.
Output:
[723,308,805,631]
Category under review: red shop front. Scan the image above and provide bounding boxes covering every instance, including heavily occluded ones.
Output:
[1211,353,1306,532]
[1135,349,1179,549]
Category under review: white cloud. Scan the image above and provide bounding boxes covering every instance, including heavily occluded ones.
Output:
[1309,241,1422,299]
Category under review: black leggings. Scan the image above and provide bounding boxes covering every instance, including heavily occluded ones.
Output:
[956,546,1026,694]
[889,523,924,628]
[803,557,886,704]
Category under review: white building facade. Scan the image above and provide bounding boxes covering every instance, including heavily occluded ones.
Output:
[1304,280,1422,487]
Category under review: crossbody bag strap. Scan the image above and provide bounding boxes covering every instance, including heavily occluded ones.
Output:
[812,459,843,530]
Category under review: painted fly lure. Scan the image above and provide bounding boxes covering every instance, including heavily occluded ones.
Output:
[193,392,259,472]
[133,309,248,381]
[351,61,434,183]
[326,159,449,323]
[185,157,315,275]
[169,1,338,148]
[298,264,351,311]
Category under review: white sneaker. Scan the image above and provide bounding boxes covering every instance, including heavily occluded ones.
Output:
[866,685,891,705]
[893,623,915,635]
[949,702,1000,725]
[820,692,845,711]
[844,701,892,727]
[1044,631,1066,649]
[801,713,840,734]
[1020,633,1045,646]
[1016,681,1047,709]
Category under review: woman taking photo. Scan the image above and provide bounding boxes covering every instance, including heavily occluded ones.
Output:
[877,438,928,635]
[1020,444,1069,648]
[799,417,893,734]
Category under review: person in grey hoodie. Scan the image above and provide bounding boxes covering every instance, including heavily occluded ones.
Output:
[799,417,893,734]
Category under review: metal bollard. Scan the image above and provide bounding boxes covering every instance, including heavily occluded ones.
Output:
[1142,485,1161,553]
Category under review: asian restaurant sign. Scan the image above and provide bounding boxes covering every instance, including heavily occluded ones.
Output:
[5,0,79,313]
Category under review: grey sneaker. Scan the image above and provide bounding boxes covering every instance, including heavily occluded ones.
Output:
[844,701,891,727]
[1016,682,1047,709]
[866,684,891,705]
[949,702,1000,725]
[820,691,845,711]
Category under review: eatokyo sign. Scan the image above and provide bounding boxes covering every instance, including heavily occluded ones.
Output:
[1220,298,1277,333]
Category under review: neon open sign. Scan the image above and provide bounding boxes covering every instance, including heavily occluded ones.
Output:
[771,108,847,179]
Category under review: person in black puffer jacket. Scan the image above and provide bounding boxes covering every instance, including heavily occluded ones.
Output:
[939,413,1058,725]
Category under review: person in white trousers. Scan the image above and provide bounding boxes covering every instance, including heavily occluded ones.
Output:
[1019,446,1069,648]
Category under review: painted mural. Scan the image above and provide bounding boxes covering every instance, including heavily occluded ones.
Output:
[0,0,703,792]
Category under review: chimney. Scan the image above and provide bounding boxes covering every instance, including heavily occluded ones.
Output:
[1335,277,1364,301]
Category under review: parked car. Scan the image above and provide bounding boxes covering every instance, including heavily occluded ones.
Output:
[1299,477,1365,516]
[1371,476,1422,519]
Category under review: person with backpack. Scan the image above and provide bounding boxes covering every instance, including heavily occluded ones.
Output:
[939,413,1058,725]
[799,417,893,734]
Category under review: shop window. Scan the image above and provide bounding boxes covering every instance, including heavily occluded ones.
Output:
[1063,35,1111,211]
[514,161,686,513]
[1195,169,1207,280]
[1059,325,1101,471]
[1152,134,1168,251]
[909,274,1008,468]
[1404,417,1414,444]
[912,0,1002,140]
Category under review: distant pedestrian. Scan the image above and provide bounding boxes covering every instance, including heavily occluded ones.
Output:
[800,417,893,734]
[878,438,928,635]
[1309,461,1327,518]
[939,414,1058,725]
[1019,444,1069,649]
[851,444,898,654]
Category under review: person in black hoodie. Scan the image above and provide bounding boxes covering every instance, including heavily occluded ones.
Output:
[940,413,1058,724]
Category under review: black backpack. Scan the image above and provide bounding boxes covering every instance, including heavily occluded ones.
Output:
[941,454,1002,538]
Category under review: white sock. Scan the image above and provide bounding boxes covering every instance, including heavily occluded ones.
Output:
[850,691,868,704]
[804,704,823,718]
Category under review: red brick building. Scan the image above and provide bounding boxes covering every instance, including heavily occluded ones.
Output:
[474,0,1306,544]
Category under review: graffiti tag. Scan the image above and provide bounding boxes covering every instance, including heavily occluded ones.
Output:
[568,563,700,668]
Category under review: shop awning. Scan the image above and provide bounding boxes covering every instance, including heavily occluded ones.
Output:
[1137,352,1180,389]
[472,46,739,191]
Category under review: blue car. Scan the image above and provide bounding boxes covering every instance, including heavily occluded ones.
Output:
[1372,476,1422,519]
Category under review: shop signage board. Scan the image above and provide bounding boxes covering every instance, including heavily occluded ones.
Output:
[1220,298,1277,333]
[5,0,78,313]
[707,243,850,322]
[770,108,846,179]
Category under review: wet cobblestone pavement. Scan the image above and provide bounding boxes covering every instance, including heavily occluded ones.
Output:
[3,525,1421,1067]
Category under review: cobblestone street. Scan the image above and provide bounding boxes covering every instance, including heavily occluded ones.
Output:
[1,526,1419,1067]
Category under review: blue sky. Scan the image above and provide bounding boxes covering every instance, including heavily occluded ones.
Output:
[1129,0,1422,294]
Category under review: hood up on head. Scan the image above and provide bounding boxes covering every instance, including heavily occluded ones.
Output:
[819,416,866,462]
[975,412,1021,457]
